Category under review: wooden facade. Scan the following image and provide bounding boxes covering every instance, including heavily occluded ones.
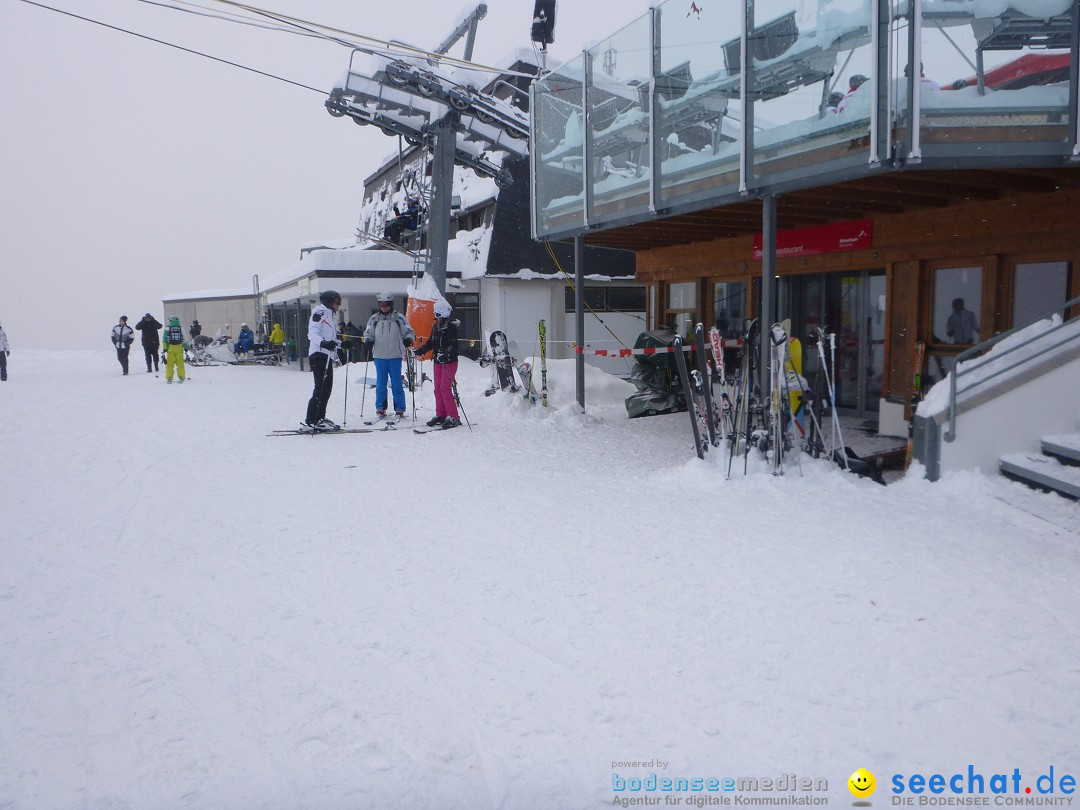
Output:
[595,170,1080,421]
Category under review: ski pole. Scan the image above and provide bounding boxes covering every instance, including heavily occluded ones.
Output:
[342,343,350,425]
[360,351,369,417]
[451,378,472,431]
[408,349,417,424]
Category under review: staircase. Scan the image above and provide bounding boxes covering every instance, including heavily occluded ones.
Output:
[1000,434,1080,500]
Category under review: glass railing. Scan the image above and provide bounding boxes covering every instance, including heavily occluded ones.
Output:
[585,15,654,224]
[531,0,1079,239]
[532,57,586,236]
[916,0,1074,158]
[750,0,874,185]
[655,0,742,208]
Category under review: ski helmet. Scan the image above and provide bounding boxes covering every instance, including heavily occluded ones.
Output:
[320,290,342,307]
[434,301,452,319]
[376,292,393,303]
[241,322,249,329]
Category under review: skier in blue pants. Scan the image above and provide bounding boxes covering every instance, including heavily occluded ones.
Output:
[363,293,415,418]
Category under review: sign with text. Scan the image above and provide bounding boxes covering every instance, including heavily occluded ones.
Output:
[753,219,872,260]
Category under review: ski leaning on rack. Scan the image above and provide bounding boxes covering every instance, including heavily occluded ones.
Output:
[708,326,731,441]
[694,323,720,447]
[906,340,927,468]
[726,319,760,478]
[538,319,549,407]
[672,334,707,460]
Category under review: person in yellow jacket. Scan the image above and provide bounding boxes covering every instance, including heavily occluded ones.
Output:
[269,322,286,359]
[781,319,806,430]
[162,317,188,383]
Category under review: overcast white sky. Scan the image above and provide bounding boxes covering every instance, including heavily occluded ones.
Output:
[1,0,652,349]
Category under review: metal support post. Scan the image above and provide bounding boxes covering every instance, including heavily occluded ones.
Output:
[760,194,777,402]
[575,235,586,410]
[427,116,458,295]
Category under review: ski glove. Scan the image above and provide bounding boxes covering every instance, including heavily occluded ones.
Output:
[403,338,414,347]
[320,340,340,351]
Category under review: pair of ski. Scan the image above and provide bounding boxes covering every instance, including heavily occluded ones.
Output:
[517,320,549,406]
[269,420,399,437]
[672,323,726,460]
[269,422,468,437]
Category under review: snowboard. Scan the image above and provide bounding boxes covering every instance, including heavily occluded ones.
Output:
[488,331,517,392]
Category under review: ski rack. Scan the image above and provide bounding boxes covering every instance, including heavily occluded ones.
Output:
[325,50,527,190]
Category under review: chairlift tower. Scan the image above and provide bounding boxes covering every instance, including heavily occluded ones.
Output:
[324,3,530,295]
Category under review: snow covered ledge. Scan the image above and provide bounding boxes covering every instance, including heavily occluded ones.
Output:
[913,317,1080,481]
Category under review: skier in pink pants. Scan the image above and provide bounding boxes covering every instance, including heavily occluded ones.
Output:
[414,301,461,429]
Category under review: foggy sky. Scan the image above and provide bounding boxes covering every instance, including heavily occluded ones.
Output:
[1,0,649,349]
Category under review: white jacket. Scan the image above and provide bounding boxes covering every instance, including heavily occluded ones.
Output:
[111,324,134,348]
[0,327,8,352]
[307,304,339,358]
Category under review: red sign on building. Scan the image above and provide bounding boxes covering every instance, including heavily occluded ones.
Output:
[753,219,872,260]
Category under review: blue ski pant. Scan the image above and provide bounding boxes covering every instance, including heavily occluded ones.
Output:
[374,357,405,414]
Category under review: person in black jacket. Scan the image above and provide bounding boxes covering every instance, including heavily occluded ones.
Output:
[135,313,162,373]
[414,300,461,429]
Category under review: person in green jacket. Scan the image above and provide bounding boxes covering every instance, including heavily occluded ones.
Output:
[162,317,188,383]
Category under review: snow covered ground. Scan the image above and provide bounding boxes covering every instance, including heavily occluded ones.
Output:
[1,351,1077,809]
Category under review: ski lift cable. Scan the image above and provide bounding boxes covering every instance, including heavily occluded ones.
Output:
[133,0,309,37]
[18,0,328,95]
[204,0,539,78]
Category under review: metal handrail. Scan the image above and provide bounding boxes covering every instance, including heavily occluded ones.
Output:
[944,293,1080,442]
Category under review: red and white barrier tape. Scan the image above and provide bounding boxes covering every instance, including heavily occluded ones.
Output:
[573,339,743,357]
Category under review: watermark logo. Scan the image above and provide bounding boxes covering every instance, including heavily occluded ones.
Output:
[850,769,877,804]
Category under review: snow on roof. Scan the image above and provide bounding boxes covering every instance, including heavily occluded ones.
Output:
[260,245,418,292]
[162,288,255,302]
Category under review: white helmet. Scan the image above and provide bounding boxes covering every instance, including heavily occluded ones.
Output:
[434,301,452,318]
[376,292,393,303]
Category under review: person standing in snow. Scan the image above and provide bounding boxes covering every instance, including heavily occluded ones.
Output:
[413,301,461,429]
[162,316,187,383]
[305,290,342,430]
[269,322,286,359]
[135,313,162,374]
[363,292,415,419]
[111,315,135,375]
[0,321,10,381]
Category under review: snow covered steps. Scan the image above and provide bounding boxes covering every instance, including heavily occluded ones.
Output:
[1000,434,1080,500]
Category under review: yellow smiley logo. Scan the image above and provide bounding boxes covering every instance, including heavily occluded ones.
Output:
[849,768,876,798]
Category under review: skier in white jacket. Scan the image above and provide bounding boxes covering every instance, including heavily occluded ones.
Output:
[305,290,342,430]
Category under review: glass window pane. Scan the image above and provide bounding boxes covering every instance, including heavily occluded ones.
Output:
[608,286,647,312]
[712,281,745,338]
[668,282,696,309]
[933,266,982,345]
[1014,261,1069,325]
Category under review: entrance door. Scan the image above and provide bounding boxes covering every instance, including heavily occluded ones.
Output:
[781,269,885,418]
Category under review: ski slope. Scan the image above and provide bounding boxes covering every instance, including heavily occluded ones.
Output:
[1,350,1077,808]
